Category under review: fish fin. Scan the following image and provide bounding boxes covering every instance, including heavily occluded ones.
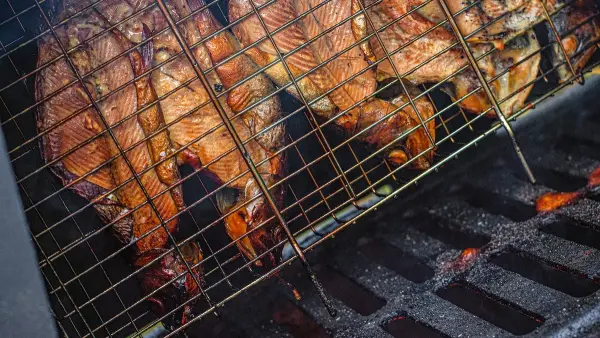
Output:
[216,188,239,214]
[440,82,456,101]
[141,23,154,73]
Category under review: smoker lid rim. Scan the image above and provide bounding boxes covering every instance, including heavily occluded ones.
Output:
[0,127,57,338]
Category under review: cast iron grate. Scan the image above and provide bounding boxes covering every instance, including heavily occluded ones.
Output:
[197,83,600,337]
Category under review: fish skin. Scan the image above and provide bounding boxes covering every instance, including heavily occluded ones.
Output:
[96,0,167,44]
[414,0,532,44]
[415,0,596,52]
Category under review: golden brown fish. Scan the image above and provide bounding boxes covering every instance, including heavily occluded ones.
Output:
[361,0,468,85]
[36,27,123,231]
[229,0,434,168]
[95,0,162,43]
[95,0,286,267]
[141,0,286,266]
[37,5,202,324]
[174,0,287,266]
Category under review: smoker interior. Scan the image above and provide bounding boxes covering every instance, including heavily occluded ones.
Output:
[0,0,599,337]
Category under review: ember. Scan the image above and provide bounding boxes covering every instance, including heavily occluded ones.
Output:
[535,167,600,212]
[535,192,581,212]
[587,167,600,186]
[442,248,481,273]
[460,247,480,261]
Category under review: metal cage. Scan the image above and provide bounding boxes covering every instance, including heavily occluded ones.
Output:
[0,0,598,336]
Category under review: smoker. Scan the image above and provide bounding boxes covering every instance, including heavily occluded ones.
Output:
[0,0,599,337]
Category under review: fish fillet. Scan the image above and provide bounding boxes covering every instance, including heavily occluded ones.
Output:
[362,0,467,85]
[141,0,286,263]
[60,12,180,252]
[230,0,434,168]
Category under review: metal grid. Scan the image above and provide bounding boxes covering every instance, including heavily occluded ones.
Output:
[0,0,598,336]
[216,89,600,337]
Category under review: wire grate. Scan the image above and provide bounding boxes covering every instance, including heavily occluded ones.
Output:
[0,0,598,336]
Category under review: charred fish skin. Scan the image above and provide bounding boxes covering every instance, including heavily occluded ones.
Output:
[362,0,467,85]
[426,0,598,51]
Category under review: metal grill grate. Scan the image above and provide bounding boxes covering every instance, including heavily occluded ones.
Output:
[0,0,598,336]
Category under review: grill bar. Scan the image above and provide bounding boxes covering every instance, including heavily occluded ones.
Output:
[248,94,600,336]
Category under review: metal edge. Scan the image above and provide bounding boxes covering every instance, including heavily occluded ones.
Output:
[0,128,57,336]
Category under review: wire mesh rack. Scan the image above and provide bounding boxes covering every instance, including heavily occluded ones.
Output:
[0,0,599,336]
